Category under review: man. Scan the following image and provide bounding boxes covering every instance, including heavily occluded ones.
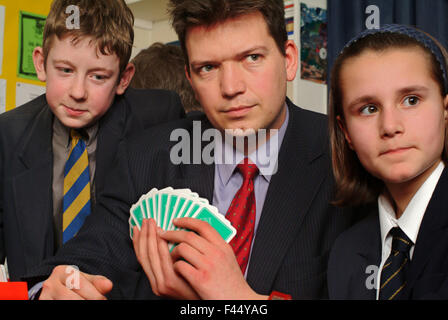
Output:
[31,0,359,299]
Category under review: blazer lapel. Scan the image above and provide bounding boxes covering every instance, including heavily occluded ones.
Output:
[246,103,330,294]
[95,95,127,194]
[172,118,215,203]
[352,212,381,299]
[12,105,54,270]
[405,167,448,294]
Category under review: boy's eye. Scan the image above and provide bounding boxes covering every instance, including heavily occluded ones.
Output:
[360,104,378,115]
[59,67,72,73]
[403,95,420,107]
[94,75,105,80]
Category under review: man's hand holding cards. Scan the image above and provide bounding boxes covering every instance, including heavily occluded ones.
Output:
[129,187,236,249]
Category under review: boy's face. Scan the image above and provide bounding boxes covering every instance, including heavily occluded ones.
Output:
[185,12,297,136]
[33,35,133,129]
[339,48,448,192]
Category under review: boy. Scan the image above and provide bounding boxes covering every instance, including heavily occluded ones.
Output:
[0,0,184,281]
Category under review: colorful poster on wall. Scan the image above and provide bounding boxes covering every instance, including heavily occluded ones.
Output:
[300,3,327,84]
[17,11,46,80]
[284,0,294,37]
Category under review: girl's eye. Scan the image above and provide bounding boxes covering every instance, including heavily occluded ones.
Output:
[403,95,420,107]
[200,65,214,73]
[360,104,378,115]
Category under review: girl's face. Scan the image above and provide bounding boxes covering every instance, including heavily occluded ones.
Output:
[339,47,448,191]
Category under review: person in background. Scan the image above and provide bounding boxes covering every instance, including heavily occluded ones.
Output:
[130,42,201,114]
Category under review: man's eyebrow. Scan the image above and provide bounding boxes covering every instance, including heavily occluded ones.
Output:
[190,46,269,67]
[236,46,269,57]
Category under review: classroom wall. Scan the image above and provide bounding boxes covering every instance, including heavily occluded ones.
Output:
[130,0,328,115]
[0,0,328,115]
[131,18,176,59]
[0,0,52,112]
[286,0,327,115]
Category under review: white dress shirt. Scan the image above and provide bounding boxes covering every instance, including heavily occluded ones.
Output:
[375,161,445,299]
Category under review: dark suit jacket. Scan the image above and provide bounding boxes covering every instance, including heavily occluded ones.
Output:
[0,88,184,281]
[328,167,448,299]
[26,99,360,299]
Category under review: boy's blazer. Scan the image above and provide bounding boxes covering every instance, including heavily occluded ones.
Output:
[328,167,448,299]
[0,88,184,280]
[26,99,360,299]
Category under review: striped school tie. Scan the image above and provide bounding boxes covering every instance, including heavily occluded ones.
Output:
[62,129,91,244]
[379,227,413,300]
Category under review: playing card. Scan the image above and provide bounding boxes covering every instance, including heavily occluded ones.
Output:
[129,194,146,229]
[192,205,236,242]
[142,188,157,219]
[129,188,236,246]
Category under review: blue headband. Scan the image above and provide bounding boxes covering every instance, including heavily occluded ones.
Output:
[342,24,448,94]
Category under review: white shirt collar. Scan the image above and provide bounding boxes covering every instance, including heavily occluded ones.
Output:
[378,161,445,249]
[215,104,289,184]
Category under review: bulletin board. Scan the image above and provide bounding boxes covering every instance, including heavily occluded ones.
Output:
[0,0,52,113]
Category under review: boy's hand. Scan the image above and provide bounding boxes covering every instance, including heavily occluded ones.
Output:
[39,265,112,300]
[161,217,267,300]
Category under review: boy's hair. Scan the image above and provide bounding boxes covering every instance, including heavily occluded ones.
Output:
[329,31,448,207]
[130,42,201,113]
[43,0,134,74]
[168,0,287,73]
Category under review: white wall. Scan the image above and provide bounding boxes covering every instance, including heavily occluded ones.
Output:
[287,0,328,115]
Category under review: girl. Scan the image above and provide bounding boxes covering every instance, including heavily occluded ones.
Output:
[327,25,448,299]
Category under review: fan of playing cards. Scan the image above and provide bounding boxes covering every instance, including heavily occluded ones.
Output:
[129,187,236,251]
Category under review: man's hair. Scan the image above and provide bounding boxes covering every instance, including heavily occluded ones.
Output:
[43,0,134,74]
[329,31,448,207]
[130,42,201,113]
[168,0,287,72]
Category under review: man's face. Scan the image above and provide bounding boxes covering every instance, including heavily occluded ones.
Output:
[34,35,132,129]
[185,12,298,135]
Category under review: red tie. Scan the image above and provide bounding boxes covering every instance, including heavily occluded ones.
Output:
[226,158,259,274]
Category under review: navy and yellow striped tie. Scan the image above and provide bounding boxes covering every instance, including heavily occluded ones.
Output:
[379,227,413,300]
[62,129,91,244]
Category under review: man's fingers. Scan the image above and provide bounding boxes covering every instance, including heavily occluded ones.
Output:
[171,217,226,244]
[135,219,159,295]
